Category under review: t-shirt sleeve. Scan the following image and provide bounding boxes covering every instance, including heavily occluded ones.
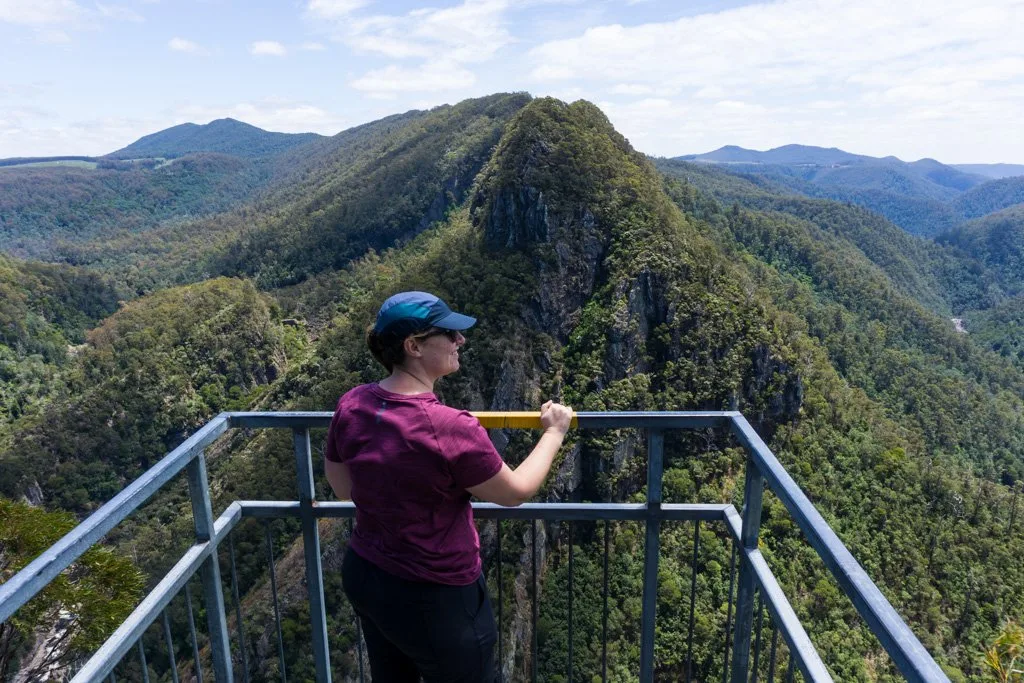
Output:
[324,395,348,463]
[435,408,505,489]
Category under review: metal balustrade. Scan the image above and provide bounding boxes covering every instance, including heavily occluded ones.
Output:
[0,411,950,682]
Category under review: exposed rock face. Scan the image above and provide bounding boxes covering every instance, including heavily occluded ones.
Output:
[744,344,804,439]
[479,190,607,343]
[482,185,551,249]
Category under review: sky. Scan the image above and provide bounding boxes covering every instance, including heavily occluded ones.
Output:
[1,0,1023,163]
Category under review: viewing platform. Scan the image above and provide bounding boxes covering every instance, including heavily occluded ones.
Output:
[0,411,950,682]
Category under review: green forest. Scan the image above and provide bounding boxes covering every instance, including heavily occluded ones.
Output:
[2,93,1024,682]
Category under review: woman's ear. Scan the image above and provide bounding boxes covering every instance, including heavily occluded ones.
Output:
[403,336,423,359]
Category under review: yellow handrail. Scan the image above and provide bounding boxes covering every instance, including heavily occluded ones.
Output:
[470,411,578,430]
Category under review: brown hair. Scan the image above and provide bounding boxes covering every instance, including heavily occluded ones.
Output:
[366,324,407,372]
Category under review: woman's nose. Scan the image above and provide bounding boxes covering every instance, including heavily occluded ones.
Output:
[456,332,466,346]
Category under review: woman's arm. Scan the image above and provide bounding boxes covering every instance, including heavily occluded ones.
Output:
[325,458,353,500]
[467,401,573,507]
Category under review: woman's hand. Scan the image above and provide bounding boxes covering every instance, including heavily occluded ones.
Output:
[540,400,573,436]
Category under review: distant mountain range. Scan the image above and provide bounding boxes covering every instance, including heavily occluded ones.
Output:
[673,144,1024,236]
[678,144,1024,180]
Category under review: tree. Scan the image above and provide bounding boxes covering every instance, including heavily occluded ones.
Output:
[985,620,1024,682]
[0,498,144,681]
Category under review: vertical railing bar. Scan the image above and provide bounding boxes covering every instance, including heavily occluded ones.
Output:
[185,581,203,683]
[785,651,795,683]
[349,517,364,683]
[294,427,332,683]
[138,637,150,683]
[602,520,610,683]
[108,666,116,683]
[355,617,365,683]
[752,592,765,682]
[162,609,180,683]
[264,520,288,682]
[531,519,538,683]
[730,451,764,683]
[567,521,575,683]
[685,519,700,683]
[640,429,665,683]
[767,626,780,682]
[229,532,251,683]
[722,541,737,683]
[186,451,233,681]
[349,519,365,683]
[497,519,503,683]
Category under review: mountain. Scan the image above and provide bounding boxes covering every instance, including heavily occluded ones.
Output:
[952,175,1024,220]
[212,93,531,287]
[673,144,995,236]
[105,118,322,160]
[681,143,871,166]
[0,153,272,262]
[4,96,1024,681]
[938,205,1024,291]
[953,163,1024,179]
[0,253,118,426]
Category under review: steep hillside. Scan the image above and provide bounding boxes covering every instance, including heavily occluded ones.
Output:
[952,176,1024,220]
[0,278,303,512]
[938,205,1024,289]
[0,154,272,260]
[0,254,119,424]
[37,95,532,295]
[105,118,321,160]
[657,159,1000,315]
[213,92,531,287]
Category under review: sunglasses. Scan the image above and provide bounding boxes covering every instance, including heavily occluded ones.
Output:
[413,328,462,342]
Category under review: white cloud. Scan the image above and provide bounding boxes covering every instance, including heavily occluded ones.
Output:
[250,40,287,57]
[350,60,476,94]
[0,0,84,25]
[37,28,72,43]
[168,37,208,55]
[335,0,512,63]
[309,0,512,96]
[300,41,326,51]
[609,83,653,95]
[305,0,368,20]
[95,3,143,22]
[528,0,1024,161]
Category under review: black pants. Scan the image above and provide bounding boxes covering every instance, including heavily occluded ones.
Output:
[342,547,497,683]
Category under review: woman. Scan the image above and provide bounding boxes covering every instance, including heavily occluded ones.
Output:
[324,291,573,683]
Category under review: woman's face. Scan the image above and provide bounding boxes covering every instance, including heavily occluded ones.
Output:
[413,328,466,378]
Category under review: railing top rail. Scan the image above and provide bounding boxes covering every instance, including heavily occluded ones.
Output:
[226,410,739,430]
[729,414,950,683]
[0,415,231,624]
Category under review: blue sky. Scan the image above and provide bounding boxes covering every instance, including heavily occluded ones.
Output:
[1,0,1022,162]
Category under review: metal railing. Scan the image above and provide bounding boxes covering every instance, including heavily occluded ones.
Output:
[0,411,950,682]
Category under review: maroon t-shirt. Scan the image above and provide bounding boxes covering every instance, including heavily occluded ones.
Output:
[324,383,504,585]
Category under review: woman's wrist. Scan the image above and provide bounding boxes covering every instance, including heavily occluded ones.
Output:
[543,427,567,438]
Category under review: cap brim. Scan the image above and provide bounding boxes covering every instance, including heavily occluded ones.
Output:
[433,311,477,330]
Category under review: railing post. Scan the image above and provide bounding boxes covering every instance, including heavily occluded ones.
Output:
[295,428,332,683]
[640,429,665,683]
[185,452,234,682]
[730,449,764,683]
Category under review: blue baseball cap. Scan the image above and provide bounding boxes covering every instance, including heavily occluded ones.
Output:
[373,291,476,337]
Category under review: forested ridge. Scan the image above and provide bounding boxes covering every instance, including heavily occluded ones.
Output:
[667,151,1024,240]
[2,94,1024,681]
